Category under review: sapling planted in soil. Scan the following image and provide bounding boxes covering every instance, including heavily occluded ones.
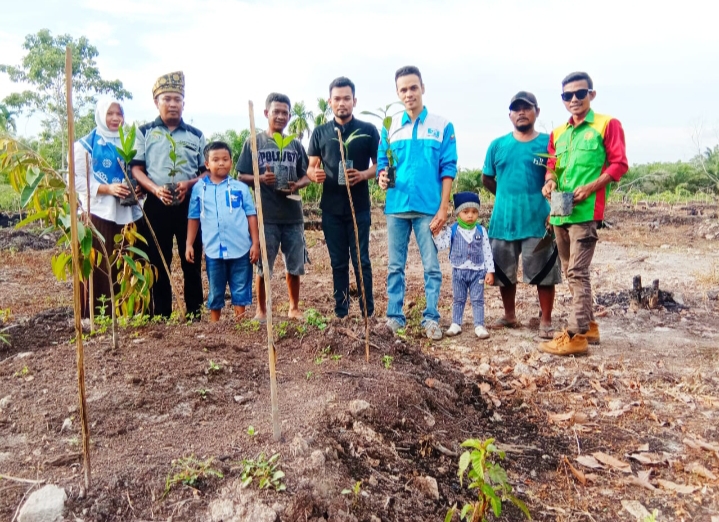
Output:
[445,437,531,521]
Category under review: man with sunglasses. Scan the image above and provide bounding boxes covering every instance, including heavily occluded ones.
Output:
[540,72,628,356]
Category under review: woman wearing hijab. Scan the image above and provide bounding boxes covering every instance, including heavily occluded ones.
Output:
[73,98,142,318]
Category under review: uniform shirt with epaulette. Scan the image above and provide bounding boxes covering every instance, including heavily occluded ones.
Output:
[131,117,207,184]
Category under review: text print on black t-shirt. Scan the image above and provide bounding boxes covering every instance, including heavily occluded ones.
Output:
[257,149,299,168]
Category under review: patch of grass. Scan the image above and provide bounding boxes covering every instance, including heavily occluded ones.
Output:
[0,182,20,212]
[381,355,394,369]
[238,452,286,491]
[164,456,224,497]
[694,262,719,287]
[13,365,29,378]
[314,346,332,365]
[305,308,328,331]
[236,319,261,333]
[406,296,426,337]
[275,320,289,339]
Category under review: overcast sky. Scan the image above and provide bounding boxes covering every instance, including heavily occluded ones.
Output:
[2,0,718,168]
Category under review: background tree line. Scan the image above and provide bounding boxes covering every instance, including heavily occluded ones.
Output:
[1,29,718,213]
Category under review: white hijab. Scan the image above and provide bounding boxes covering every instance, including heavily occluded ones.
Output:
[94,98,124,139]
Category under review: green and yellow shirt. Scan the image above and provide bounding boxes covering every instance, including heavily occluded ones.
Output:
[547,109,628,225]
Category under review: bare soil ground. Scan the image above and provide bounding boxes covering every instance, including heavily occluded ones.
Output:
[1,203,718,522]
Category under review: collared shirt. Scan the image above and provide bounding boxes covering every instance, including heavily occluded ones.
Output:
[131,117,207,186]
[547,109,628,224]
[187,177,256,259]
[307,116,379,216]
[377,106,457,215]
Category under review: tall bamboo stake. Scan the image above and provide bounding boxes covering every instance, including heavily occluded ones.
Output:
[248,101,281,442]
[65,46,91,490]
[336,130,370,362]
[84,152,95,333]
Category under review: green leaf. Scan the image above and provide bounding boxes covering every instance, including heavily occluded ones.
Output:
[341,489,352,495]
[458,451,471,486]
[480,483,502,517]
[486,462,509,486]
[80,229,93,258]
[122,254,137,271]
[51,252,72,281]
[460,439,483,450]
[272,470,285,480]
[460,504,473,520]
[126,246,149,260]
[241,477,252,488]
[444,505,457,522]
[20,167,44,207]
[471,451,485,482]
[15,209,48,228]
[382,116,392,132]
[272,132,284,150]
[507,494,532,519]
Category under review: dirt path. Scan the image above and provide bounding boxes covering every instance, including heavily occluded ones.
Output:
[0,204,718,521]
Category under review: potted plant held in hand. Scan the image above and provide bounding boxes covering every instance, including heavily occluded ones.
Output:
[153,131,187,206]
[362,102,402,188]
[115,124,139,207]
[270,131,300,201]
[332,129,371,186]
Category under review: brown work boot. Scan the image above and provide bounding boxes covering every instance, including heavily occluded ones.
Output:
[586,321,600,345]
[539,330,588,356]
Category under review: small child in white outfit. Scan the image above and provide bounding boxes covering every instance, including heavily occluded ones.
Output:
[434,192,495,338]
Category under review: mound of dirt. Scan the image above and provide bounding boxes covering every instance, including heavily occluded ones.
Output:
[0,316,562,521]
[0,227,56,251]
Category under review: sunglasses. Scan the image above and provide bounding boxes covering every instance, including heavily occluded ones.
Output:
[561,89,593,102]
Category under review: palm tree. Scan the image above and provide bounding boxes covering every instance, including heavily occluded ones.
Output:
[288,101,313,141]
[0,104,18,133]
[314,97,332,127]
[210,129,251,164]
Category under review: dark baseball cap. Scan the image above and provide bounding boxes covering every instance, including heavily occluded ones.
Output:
[509,91,538,110]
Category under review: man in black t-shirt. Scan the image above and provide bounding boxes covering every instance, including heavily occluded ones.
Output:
[307,77,380,318]
[237,92,310,321]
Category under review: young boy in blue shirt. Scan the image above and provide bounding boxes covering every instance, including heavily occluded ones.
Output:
[186,142,260,322]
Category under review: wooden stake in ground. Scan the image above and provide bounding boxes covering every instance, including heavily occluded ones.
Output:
[335,129,370,362]
[248,101,281,442]
[65,46,91,490]
[84,152,95,333]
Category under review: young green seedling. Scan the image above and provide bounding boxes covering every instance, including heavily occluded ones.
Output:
[332,129,371,186]
[361,102,402,187]
[271,131,298,195]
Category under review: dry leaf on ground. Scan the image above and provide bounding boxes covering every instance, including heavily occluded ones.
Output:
[636,443,650,452]
[549,411,575,423]
[621,500,650,519]
[593,452,632,473]
[576,455,604,469]
[628,452,667,466]
[657,479,700,494]
[685,462,717,481]
[623,470,657,491]
[563,456,587,486]
[683,437,719,453]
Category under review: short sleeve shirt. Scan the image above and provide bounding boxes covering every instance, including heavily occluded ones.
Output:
[482,133,550,241]
[307,117,380,216]
[131,117,206,185]
[237,133,308,225]
[187,177,256,259]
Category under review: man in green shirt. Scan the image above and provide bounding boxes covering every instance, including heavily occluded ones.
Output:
[540,72,628,356]
[482,91,561,339]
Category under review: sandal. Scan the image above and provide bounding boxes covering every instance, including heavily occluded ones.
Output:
[538,324,554,339]
[490,317,521,329]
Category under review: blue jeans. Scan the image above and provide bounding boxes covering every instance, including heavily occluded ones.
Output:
[205,254,253,310]
[386,214,442,327]
[322,210,374,318]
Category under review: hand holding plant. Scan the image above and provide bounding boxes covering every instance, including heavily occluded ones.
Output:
[261,165,276,186]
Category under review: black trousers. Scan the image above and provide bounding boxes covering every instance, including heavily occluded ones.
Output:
[321,210,374,318]
[138,194,203,318]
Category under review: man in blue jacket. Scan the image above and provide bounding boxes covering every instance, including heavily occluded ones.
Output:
[378,65,458,340]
